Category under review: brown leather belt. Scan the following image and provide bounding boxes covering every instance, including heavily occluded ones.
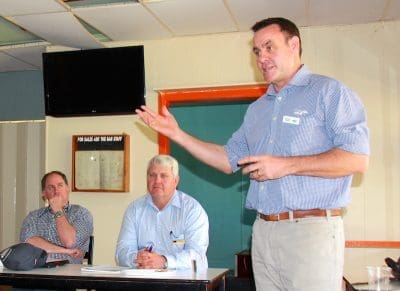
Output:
[259,208,342,221]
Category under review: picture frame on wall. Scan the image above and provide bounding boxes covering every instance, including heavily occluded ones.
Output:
[72,134,130,192]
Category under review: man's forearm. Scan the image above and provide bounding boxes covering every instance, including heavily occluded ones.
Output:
[55,216,77,248]
[26,236,69,254]
[290,148,369,178]
[174,129,232,174]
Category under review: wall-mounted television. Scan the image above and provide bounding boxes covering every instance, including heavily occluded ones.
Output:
[43,45,145,117]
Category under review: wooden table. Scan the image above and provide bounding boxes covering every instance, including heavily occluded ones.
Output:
[352,279,400,290]
[0,264,229,291]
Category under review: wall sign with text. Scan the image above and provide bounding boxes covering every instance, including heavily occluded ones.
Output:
[72,134,130,192]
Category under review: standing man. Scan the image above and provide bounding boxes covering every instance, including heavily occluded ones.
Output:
[20,171,93,263]
[115,154,209,270]
[135,18,369,290]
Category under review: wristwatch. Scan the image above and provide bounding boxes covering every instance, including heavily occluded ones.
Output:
[161,255,168,269]
[54,210,65,219]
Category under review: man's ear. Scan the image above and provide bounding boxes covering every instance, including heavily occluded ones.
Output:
[42,195,49,207]
[289,36,300,54]
[175,175,180,187]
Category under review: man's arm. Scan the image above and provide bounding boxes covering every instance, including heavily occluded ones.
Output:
[26,236,82,257]
[70,207,93,253]
[239,148,369,181]
[136,105,232,173]
[115,205,139,267]
[54,215,77,248]
[47,194,77,248]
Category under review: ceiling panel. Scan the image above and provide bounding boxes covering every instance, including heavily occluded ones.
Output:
[385,0,400,20]
[2,45,47,70]
[10,12,104,49]
[0,17,42,46]
[227,0,308,30]
[0,0,67,16]
[73,3,171,41]
[309,0,386,26]
[144,0,237,36]
[0,51,39,72]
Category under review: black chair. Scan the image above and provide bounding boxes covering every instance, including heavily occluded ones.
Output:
[343,276,356,291]
[84,235,94,265]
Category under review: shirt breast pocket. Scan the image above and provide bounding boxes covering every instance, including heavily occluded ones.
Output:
[281,115,326,155]
[170,232,185,250]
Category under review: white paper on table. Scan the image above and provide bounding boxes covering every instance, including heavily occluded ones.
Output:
[81,265,130,274]
[122,269,178,277]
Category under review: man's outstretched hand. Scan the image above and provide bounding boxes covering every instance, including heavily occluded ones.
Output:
[135,105,180,139]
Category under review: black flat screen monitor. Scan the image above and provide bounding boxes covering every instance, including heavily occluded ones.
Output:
[43,45,145,117]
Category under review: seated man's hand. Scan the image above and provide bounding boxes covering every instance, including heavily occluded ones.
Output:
[135,250,166,269]
[64,248,83,258]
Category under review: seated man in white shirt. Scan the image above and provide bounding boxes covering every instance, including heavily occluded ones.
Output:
[115,154,209,270]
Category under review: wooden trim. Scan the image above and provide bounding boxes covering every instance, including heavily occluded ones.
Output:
[345,241,400,248]
[157,84,266,154]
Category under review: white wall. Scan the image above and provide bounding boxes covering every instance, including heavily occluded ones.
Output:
[44,21,400,282]
[302,21,400,281]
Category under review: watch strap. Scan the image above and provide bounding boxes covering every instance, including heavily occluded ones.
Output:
[161,255,168,269]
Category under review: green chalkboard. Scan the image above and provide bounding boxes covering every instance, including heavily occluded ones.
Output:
[171,101,256,269]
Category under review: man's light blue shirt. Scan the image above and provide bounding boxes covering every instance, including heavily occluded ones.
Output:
[115,190,209,269]
[225,65,370,214]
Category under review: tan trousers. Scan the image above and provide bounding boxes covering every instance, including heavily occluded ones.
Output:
[251,215,344,291]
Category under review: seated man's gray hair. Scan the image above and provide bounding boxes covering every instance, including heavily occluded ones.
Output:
[147,155,179,177]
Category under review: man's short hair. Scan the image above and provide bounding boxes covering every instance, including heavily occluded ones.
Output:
[41,171,68,191]
[251,17,302,56]
[147,155,179,177]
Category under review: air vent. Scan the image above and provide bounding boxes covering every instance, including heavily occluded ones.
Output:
[63,0,139,2]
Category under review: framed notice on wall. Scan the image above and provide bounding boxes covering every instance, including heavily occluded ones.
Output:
[72,134,130,192]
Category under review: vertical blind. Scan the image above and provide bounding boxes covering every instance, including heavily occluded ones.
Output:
[0,121,45,249]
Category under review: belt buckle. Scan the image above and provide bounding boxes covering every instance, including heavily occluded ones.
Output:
[270,213,280,221]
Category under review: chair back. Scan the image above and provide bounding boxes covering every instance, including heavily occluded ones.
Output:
[84,235,94,265]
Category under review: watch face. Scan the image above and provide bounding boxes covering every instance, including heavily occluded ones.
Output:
[54,211,64,218]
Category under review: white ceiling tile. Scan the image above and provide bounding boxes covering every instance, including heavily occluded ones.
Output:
[226,0,308,30]
[2,45,47,70]
[10,12,104,49]
[144,0,237,36]
[73,3,172,41]
[0,0,67,16]
[384,0,400,20]
[309,0,387,26]
[0,51,39,72]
